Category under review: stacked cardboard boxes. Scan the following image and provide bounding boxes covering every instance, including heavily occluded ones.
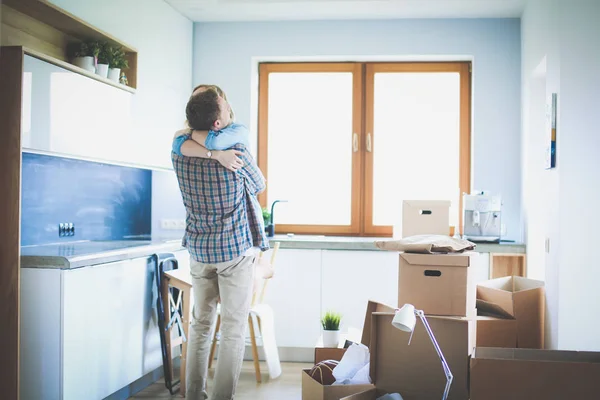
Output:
[340,201,476,399]
[303,199,599,399]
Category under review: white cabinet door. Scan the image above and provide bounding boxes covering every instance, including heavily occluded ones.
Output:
[262,249,322,348]
[22,55,135,165]
[62,258,149,400]
[20,268,63,400]
[473,253,491,284]
[321,250,398,335]
[173,249,191,271]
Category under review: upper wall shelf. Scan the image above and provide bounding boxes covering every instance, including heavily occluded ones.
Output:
[1,0,138,90]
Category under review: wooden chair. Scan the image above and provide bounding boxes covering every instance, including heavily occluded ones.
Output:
[208,242,281,383]
[161,268,193,397]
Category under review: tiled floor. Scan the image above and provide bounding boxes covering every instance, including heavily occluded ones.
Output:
[130,361,311,399]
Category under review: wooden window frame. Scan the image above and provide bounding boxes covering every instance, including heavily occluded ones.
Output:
[258,61,471,237]
[363,62,472,236]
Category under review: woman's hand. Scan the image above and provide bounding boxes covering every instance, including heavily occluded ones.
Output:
[214,149,244,172]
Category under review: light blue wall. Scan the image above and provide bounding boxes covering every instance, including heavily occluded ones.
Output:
[193,18,522,240]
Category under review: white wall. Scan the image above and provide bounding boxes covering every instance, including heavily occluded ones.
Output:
[192,19,523,241]
[555,0,600,352]
[49,0,193,169]
[521,0,561,350]
[522,0,600,351]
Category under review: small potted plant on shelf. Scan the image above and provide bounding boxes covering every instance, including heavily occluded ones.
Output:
[68,41,97,73]
[107,46,129,83]
[321,310,342,348]
[95,42,111,79]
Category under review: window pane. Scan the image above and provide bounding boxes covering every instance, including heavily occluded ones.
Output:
[267,72,354,226]
[372,72,461,227]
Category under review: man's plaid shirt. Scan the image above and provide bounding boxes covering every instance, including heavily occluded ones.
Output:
[172,144,269,264]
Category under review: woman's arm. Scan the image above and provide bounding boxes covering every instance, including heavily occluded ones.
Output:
[172,133,244,171]
[205,123,250,150]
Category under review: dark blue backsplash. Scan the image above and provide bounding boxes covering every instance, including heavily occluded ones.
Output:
[21,152,151,246]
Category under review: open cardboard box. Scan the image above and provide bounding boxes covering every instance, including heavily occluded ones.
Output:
[470,347,600,399]
[475,315,517,348]
[399,252,477,317]
[303,301,395,400]
[477,276,544,348]
[342,312,475,400]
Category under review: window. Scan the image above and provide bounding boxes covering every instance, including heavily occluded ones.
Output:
[258,62,471,236]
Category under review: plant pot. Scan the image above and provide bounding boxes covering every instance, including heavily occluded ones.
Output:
[73,56,95,73]
[322,329,340,348]
[95,63,109,78]
[108,68,121,82]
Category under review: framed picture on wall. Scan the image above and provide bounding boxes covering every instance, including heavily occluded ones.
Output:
[545,92,557,169]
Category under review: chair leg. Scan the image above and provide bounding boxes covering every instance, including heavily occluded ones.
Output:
[180,288,191,397]
[208,314,221,369]
[248,315,261,383]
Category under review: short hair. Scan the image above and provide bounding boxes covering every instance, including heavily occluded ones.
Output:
[191,84,234,121]
[186,88,220,130]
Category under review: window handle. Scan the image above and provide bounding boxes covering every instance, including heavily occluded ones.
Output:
[366,133,372,153]
[353,133,359,152]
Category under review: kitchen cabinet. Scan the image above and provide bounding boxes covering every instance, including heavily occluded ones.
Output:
[473,252,491,284]
[20,255,164,400]
[22,55,136,166]
[321,250,398,334]
[262,249,322,348]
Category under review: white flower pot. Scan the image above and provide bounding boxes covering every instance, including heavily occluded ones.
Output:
[322,329,340,348]
[95,63,109,79]
[108,68,121,82]
[73,56,95,73]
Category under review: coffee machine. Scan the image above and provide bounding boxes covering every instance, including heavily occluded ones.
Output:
[463,191,502,243]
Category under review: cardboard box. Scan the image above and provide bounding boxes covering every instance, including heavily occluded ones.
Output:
[304,301,394,400]
[396,200,451,238]
[340,388,389,400]
[398,252,477,317]
[470,347,600,400]
[475,316,517,348]
[315,347,347,365]
[302,369,373,400]
[476,276,545,348]
[343,312,475,400]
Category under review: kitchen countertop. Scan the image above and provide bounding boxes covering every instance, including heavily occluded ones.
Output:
[20,234,525,270]
[270,234,526,253]
[20,238,185,269]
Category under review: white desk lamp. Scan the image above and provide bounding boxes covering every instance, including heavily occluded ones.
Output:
[392,304,453,400]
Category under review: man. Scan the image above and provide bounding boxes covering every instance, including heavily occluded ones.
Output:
[172,87,269,400]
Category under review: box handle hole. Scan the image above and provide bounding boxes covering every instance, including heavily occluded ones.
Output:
[420,209,432,215]
[424,270,442,277]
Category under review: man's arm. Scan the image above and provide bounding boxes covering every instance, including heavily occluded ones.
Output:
[238,147,266,195]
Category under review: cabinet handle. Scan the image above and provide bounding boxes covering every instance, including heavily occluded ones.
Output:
[366,133,372,152]
[353,133,359,152]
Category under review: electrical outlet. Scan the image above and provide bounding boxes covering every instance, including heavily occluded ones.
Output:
[161,219,185,230]
[175,219,186,230]
[58,222,75,237]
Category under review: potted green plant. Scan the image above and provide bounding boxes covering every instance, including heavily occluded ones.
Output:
[321,311,342,347]
[68,41,97,73]
[262,207,271,230]
[95,42,111,79]
[107,46,129,83]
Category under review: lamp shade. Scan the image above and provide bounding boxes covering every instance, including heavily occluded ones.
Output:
[392,304,416,332]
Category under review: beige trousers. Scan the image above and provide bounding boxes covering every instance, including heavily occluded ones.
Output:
[186,254,256,400]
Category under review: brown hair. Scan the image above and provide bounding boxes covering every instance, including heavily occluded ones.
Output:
[185,87,221,131]
[191,84,234,120]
